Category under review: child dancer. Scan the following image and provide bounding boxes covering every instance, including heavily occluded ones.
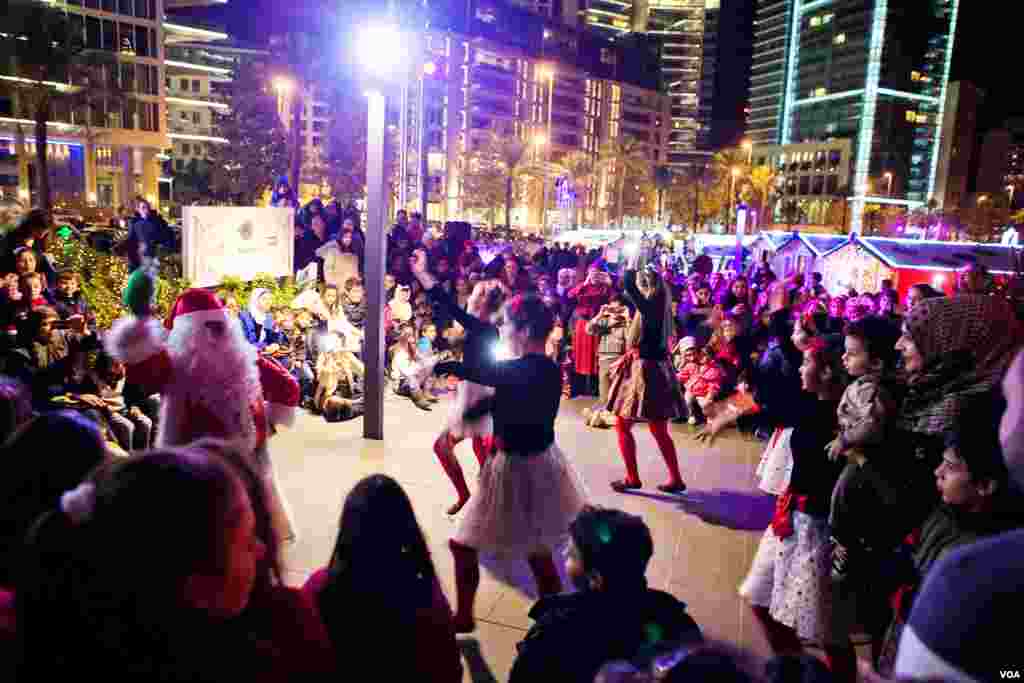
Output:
[410,250,503,515]
[433,293,588,632]
[606,263,687,493]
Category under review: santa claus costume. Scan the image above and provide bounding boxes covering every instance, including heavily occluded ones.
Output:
[105,284,301,542]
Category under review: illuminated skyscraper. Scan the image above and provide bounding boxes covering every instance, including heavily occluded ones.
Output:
[747,0,961,231]
[583,0,712,164]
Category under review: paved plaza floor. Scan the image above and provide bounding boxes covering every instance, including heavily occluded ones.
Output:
[273,394,775,682]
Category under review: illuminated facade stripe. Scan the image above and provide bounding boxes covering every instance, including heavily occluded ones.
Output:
[779,0,803,145]
[926,0,961,206]
[850,0,888,233]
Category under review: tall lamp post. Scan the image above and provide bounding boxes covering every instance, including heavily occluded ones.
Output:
[742,138,753,166]
[356,22,407,440]
[538,65,555,235]
[884,171,893,197]
[728,166,740,232]
[1009,184,1017,210]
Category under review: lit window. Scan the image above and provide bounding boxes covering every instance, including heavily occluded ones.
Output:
[906,110,917,122]
[834,33,846,45]
[810,16,821,27]
[911,71,921,81]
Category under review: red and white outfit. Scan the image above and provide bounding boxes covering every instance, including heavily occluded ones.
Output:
[105,289,301,541]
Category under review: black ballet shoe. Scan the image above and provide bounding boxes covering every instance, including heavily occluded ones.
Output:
[447,497,470,516]
[611,479,643,493]
[657,481,687,494]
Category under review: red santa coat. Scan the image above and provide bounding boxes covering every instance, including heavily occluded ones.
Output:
[685,362,725,400]
[105,317,300,452]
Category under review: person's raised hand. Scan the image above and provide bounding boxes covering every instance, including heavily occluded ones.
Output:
[409,249,428,276]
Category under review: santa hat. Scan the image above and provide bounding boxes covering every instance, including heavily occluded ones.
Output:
[164,288,228,331]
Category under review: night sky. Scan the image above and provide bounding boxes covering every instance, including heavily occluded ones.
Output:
[186,0,1022,142]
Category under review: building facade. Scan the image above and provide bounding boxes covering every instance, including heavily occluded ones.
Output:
[753,139,853,226]
[745,0,961,231]
[0,0,167,210]
[582,0,712,165]
[932,81,982,211]
[397,29,670,228]
[976,118,1024,210]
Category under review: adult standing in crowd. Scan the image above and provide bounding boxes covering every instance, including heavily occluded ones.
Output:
[2,209,56,288]
[117,198,175,273]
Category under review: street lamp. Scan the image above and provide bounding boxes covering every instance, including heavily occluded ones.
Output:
[742,139,753,166]
[884,171,893,197]
[356,21,408,440]
[1008,184,1016,209]
[538,65,555,236]
[729,166,741,232]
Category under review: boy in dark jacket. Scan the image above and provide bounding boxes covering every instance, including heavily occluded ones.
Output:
[509,506,702,683]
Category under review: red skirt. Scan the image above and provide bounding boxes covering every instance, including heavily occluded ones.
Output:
[573,318,599,376]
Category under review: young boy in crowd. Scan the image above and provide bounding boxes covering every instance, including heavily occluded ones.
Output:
[417,322,438,356]
[51,270,94,331]
[827,315,901,580]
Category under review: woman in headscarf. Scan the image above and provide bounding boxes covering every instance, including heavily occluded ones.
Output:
[238,288,283,354]
[887,295,1024,539]
[606,262,686,494]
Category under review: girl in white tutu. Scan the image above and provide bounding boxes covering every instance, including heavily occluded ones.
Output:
[434,293,589,633]
[410,250,504,515]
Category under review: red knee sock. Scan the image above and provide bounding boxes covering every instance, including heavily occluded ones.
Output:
[615,418,641,484]
[449,540,480,625]
[435,436,470,502]
[750,605,803,655]
[471,436,489,468]
[649,420,683,485]
[527,553,563,597]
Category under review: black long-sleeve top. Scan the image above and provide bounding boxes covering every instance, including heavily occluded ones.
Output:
[787,397,843,518]
[622,269,668,361]
[427,283,498,373]
[436,354,561,455]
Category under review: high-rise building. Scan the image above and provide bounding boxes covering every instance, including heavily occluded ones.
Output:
[932,81,983,210]
[747,0,792,147]
[745,0,961,231]
[582,0,709,164]
[698,0,720,151]
[976,118,1024,210]
[0,0,166,209]
[509,0,583,26]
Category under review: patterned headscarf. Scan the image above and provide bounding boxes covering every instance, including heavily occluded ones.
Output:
[899,295,1024,436]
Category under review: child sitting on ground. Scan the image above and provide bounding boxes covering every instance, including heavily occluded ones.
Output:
[683,347,729,426]
[827,315,901,580]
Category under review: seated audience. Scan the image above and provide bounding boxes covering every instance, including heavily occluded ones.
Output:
[304,475,461,683]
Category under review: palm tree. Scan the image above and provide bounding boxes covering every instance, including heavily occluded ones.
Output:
[558,150,595,228]
[3,0,124,216]
[747,165,777,222]
[598,136,650,224]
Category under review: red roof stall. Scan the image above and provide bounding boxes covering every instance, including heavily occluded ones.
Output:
[820,237,1020,299]
[771,233,850,282]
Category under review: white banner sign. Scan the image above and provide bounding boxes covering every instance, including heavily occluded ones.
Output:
[182,207,294,287]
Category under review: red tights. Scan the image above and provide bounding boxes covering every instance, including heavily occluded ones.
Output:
[449,539,561,633]
[750,605,856,683]
[615,417,683,486]
[434,433,489,511]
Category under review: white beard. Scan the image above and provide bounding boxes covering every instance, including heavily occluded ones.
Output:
[163,314,262,451]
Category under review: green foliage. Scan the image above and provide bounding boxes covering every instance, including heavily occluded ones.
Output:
[216,274,299,311]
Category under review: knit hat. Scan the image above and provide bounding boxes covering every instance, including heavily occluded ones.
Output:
[164,288,227,331]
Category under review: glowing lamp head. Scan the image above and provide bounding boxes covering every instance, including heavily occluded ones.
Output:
[356,24,407,82]
[932,274,946,289]
[731,168,741,178]
[423,61,437,76]
[533,134,547,146]
[492,340,511,361]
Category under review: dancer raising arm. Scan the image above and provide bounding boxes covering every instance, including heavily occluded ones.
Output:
[606,259,687,494]
[409,249,503,515]
[433,293,588,633]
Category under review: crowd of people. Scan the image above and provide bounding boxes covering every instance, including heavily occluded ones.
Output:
[0,194,1022,683]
